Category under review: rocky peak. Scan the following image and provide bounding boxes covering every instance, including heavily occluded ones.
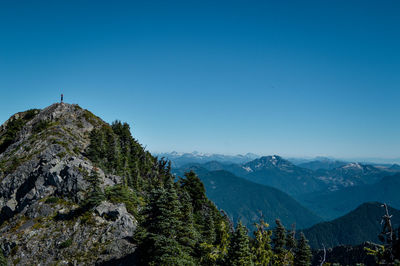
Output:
[243,155,293,171]
[0,103,137,265]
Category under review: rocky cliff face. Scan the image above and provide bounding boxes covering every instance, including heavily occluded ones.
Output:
[0,103,137,265]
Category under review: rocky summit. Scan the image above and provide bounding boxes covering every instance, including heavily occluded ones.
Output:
[0,103,136,265]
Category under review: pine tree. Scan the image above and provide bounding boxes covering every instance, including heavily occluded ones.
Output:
[82,168,104,210]
[200,219,231,265]
[294,232,312,266]
[179,171,207,212]
[286,226,297,252]
[227,222,253,266]
[178,191,199,257]
[285,225,297,264]
[252,219,273,266]
[135,177,195,265]
[272,219,286,255]
[272,219,290,264]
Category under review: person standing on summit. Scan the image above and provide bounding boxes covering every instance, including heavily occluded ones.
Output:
[61,93,64,103]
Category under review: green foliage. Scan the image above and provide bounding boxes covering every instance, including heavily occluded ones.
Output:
[272,219,293,265]
[82,169,105,210]
[303,202,400,249]
[294,233,312,266]
[59,239,73,249]
[135,178,195,265]
[179,171,207,212]
[23,109,39,120]
[87,121,158,191]
[83,110,99,125]
[105,185,138,216]
[251,219,273,265]
[227,222,253,266]
[83,119,317,265]
[200,220,230,265]
[45,197,59,204]
[32,120,51,134]
[57,152,67,159]
[177,191,199,257]
[0,109,39,154]
[183,169,322,231]
[0,118,24,154]
[179,171,225,246]
[366,223,400,265]
[272,219,286,255]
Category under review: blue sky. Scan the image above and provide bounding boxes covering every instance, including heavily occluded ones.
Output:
[0,0,399,159]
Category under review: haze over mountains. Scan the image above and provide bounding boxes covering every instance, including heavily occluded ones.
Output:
[1,105,399,264]
[173,166,323,230]
[302,202,400,249]
[171,152,400,230]
[155,151,259,168]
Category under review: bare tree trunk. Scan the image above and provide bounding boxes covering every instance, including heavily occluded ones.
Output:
[320,244,326,266]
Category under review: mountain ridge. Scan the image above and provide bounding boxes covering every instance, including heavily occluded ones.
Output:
[302,202,400,249]
[0,103,143,264]
[173,166,323,230]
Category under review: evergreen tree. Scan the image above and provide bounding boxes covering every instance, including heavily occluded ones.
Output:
[135,177,195,265]
[286,226,297,252]
[272,219,286,255]
[272,219,290,265]
[179,171,207,212]
[285,225,297,264]
[178,191,199,258]
[294,233,312,266]
[82,168,104,210]
[200,219,231,265]
[203,212,217,244]
[251,219,273,266]
[227,222,253,266]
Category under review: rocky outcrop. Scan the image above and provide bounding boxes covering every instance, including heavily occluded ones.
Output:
[0,103,137,265]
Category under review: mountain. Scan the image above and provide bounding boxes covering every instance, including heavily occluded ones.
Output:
[0,103,230,265]
[0,104,143,265]
[240,156,326,195]
[180,160,248,176]
[302,202,400,249]
[174,167,322,230]
[313,162,391,192]
[298,174,400,220]
[155,151,259,168]
[0,104,139,264]
[177,156,396,199]
[390,164,400,171]
[298,159,347,171]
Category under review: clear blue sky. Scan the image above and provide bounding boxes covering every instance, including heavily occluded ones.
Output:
[0,0,399,159]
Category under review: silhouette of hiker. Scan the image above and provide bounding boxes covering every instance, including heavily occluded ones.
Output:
[61,94,64,103]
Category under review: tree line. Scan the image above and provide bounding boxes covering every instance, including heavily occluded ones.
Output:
[84,121,312,265]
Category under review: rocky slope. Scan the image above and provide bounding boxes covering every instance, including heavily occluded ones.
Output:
[0,103,137,265]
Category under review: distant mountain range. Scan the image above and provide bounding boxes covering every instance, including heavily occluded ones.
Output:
[178,155,399,196]
[298,159,348,171]
[155,151,259,168]
[298,174,400,220]
[173,154,400,224]
[239,156,326,195]
[173,167,322,230]
[302,202,400,249]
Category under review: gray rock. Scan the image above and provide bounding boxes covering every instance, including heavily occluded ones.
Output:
[0,103,137,265]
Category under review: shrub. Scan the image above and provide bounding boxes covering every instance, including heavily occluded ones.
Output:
[59,239,73,249]
[33,120,51,134]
